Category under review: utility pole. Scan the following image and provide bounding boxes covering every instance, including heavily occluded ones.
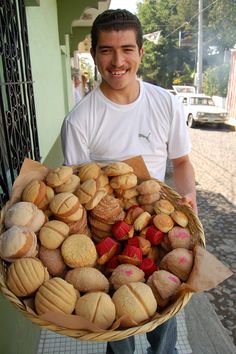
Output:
[195,0,203,93]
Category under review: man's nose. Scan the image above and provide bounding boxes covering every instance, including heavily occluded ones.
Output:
[111,51,124,67]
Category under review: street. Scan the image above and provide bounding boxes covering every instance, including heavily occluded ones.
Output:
[188,124,236,345]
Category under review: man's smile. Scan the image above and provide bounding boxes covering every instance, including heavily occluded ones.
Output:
[110,69,128,77]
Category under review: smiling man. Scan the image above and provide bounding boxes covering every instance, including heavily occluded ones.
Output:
[61,9,197,354]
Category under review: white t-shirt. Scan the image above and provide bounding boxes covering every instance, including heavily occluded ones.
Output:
[61,81,191,181]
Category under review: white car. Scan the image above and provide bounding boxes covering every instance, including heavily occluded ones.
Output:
[177,94,228,128]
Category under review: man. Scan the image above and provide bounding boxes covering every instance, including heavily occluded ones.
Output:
[72,74,82,104]
[61,9,197,354]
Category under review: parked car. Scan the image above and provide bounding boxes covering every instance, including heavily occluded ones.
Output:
[172,85,196,94]
[177,93,228,128]
[166,89,176,95]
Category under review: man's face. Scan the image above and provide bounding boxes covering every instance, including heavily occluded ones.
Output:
[91,29,144,93]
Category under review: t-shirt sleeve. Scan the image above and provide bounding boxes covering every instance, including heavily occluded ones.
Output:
[167,97,192,159]
[61,116,90,166]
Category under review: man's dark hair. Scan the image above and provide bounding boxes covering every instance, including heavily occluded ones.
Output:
[91,9,143,52]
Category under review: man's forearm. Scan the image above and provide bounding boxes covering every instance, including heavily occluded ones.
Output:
[172,157,197,213]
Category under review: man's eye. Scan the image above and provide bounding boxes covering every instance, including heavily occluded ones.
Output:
[100,49,111,54]
[124,48,134,52]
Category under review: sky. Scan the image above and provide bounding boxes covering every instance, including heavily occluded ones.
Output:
[109,0,139,14]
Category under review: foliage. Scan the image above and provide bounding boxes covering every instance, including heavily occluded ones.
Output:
[136,0,236,89]
[203,64,230,97]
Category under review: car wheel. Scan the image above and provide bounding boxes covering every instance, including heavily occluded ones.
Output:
[187,114,196,128]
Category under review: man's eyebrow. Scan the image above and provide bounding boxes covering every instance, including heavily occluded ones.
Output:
[97,44,137,49]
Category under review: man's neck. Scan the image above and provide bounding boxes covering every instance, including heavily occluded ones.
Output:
[100,80,140,105]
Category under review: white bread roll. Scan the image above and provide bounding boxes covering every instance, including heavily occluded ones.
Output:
[0,226,37,262]
[7,258,49,297]
[4,202,45,232]
[112,282,157,327]
[75,292,115,329]
[35,277,77,315]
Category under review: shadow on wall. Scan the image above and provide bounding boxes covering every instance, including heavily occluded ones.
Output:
[43,135,64,168]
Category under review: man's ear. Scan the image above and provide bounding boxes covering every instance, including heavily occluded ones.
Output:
[90,48,96,64]
[140,47,144,58]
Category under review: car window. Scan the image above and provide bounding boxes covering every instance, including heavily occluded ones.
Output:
[189,97,215,105]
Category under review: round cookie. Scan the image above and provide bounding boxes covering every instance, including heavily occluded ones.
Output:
[61,234,97,268]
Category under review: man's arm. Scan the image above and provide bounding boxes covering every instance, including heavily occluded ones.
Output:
[171,155,197,213]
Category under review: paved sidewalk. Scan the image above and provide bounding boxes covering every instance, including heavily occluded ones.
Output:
[184,293,236,354]
[37,293,236,354]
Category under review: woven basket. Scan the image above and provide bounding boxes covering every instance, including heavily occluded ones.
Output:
[0,179,205,342]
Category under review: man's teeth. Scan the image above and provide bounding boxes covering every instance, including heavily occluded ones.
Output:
[111,70,126,76]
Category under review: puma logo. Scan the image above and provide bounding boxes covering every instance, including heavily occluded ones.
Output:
[138,132,151,143]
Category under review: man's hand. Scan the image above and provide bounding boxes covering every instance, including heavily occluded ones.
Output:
[178,195,198,214]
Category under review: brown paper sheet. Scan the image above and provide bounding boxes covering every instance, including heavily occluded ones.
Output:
[8,158,49,206]
[184,245,233,292]
[1,157,233,332]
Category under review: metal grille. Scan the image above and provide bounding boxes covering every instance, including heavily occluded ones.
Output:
[0,0,40,208]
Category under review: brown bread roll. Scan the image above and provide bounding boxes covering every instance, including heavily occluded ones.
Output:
[136,180,161,194]
[170,210,189,228]
[21,180,46,207]
[112,282,157,327]
[35,277,77,315]
[7,258,49,297]
[46,166,73,187]
[104,162,133,176]
[39,220,69,249]
[133,211,152,232]
[110,173,137,190]
[55,174,80,193]
[78,163,101,182]
[65,267,109,293]
[75,179,97,204]
[154,199,175,215]
[37,186,55,210]
[49,192,83,223]
[75,292,115,329]
[38,246,67,277]
[153,213,174,233]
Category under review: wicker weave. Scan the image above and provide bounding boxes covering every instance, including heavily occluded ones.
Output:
[0,179,205,342]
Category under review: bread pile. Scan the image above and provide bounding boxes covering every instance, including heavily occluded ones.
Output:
[0,161,197,329]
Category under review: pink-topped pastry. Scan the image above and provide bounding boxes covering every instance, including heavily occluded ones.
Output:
[168,226,192,249]
[109,264,145,289]
[160,248,194,281]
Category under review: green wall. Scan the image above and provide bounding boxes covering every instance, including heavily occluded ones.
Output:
[0,1,102,352]
[26,0,69,168]
[0,294,40,354]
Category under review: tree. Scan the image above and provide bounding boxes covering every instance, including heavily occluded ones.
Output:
[137,0,197,87]
[203,64,230,97]
[136,0,236,88]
